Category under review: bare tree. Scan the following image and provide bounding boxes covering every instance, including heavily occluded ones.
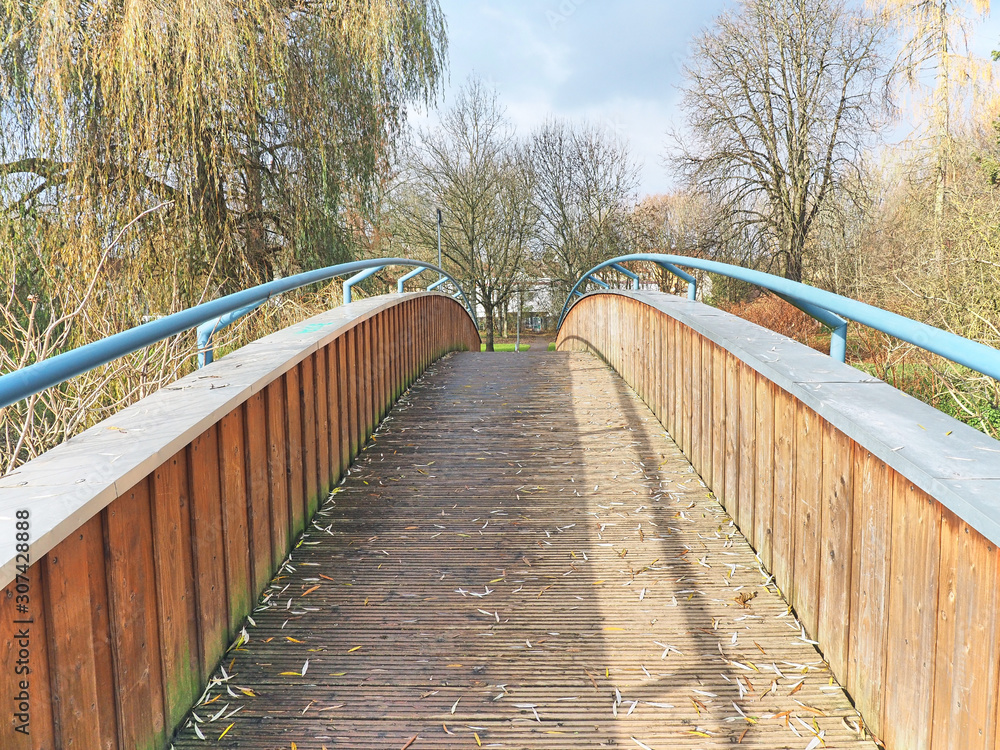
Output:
[673,0,892,282]
[531,120,639,302]
[876,0,992,255]
[394,79,537,349]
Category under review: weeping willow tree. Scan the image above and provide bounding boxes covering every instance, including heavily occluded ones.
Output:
[0,0,447,296]
[0,1,446,471]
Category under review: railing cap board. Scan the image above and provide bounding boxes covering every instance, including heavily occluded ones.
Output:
[593,290,1000,546]
[0,292,447,590]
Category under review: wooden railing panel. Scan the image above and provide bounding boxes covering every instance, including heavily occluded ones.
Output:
[753,376,775,571]
[266,379,291,573]
[0,293,478,750]
[188,426,228,681]
[557,290,1000,749]
[818,422,853,682]
[219,410,252,637]
[106,478,167,750]
[150,452,201,733]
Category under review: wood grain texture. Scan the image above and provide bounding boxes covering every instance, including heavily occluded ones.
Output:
[41,521,105,748]
[817,421,853,683]
[711,340,726,504]
[771,385,795,602]
[346,327,359,460]
[315,348,331,499]
[187,427,229,684]
[933,508,999,750]
[150,452,201,736]
[848,446,891,739]
[752,374,774,570]
[791,402,821,639]
[883,475,940,750]
[219,411,252,637]
[300,352,319,515]
[285,365,306,538]
[170,349,876,750]
[0,296,478,750]
[723,352,740,523]
[244,394,273,599]
[737,361,756,540]
[104,479,167,750]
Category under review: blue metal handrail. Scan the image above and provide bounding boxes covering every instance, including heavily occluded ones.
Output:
[557,253,1000,381]
[0,258,476,409]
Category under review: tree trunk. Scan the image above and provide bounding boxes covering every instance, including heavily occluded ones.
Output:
[933,0,949,266]
[484,303,495,351]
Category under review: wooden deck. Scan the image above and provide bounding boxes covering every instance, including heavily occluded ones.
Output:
[171,351,876,749]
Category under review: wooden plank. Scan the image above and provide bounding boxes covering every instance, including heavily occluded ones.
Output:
[737,361,756,538]
[315,348,332,499]
[723,352,740,522]
[0,556,56,749]
[219,410,253,637]
[817,421,853,682]
[338,333,353,469]
[104,479,167,750]
[882,475,939,750]
[932,508,999,749]
[346,327,360,460]
[167,347,878,750]
[689,330,702,474]
[666,317,677,440]
[85,513,118,750]
[711,342,726,503]
[847,445,891,738]
[40,519,106,748]
[285,365,306,537]
[701,337,713,489]
[771,385,795,599]
[375,311,387,420]
[265,380,290,573]
[791,402,821,639]
[300,353,319,516]
[753,375,775,570]
[244,393,273,598]
[682,325,693,460]
[187,426,229,683]
[150,451,202,735]
[359,319,372,438]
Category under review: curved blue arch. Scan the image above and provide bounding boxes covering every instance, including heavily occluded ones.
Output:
[557,253,1000,382]
[0,258,475,409]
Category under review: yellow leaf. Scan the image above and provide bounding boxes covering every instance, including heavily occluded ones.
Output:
[219,723,235,740]
[348,645,362,653]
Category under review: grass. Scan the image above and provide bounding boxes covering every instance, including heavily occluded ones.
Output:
[548,342,556,351]
[481,343,530,351]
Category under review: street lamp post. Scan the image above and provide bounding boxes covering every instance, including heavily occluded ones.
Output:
[436,208,442,281]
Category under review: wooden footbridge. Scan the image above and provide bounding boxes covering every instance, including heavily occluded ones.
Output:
[3,289,1000,750]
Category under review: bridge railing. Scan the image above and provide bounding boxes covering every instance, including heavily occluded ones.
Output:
[0,291,479,749]
[558,253,1000,380]
[558,289,1000,750]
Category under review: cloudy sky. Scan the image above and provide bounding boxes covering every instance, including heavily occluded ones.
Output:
[414,0,1000,198]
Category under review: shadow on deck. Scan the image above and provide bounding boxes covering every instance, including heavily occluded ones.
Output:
[170,351,874,749]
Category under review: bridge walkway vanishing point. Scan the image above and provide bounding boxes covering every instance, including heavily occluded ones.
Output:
[171,351,875,749]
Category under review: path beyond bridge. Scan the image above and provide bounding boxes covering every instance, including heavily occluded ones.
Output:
[172,351,874,749]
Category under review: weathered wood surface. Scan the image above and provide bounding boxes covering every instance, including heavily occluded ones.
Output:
[172,352,872,749]
[0,293,479,750]
[558,290,1000,750]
